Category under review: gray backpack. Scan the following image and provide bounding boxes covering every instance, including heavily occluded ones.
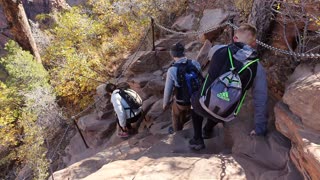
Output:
[199,48,259,122]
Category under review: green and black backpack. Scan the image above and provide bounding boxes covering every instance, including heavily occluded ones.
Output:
[199,48,259,122]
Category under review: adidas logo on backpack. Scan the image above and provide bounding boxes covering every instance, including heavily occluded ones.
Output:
[217,92,230,102]
[199,48,259,122]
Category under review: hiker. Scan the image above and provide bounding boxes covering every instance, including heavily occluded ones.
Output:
[163,42,203,132]
[189,24,268,152]
[105,83,143,138]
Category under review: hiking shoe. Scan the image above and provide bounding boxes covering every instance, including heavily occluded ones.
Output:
[202,129,214,139]
[189,138,205,150]
[168,126,174,134]
[117,131,129,138]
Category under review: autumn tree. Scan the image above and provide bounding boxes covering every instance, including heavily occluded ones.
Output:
[0,41,62,179]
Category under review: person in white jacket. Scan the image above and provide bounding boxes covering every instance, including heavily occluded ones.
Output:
[105,83,142,138]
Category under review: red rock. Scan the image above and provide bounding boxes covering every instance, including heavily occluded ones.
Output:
[198,9,232,42]
[77,113,116,147]
[275,102,320,179]
[283,68,320,131]
[141,95,159,113]
[123,51,172,77]
[172,13,197,32]
[286,64,314,87]
[142,76,165,97]
[196,40,212,69]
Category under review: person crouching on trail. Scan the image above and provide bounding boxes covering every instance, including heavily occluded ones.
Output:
[163,42,203,133]
[189,24,268,152]
[105,83,143,138]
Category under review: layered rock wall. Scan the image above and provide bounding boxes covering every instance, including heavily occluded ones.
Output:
[275,64,320,179]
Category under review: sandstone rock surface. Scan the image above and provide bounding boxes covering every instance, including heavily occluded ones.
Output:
[172,13,197,31]
[198,9,233,42]
[196,39,212,69]
[51,22,306,180]
[77,113,116,147]
[283,67,320,131]
[275,102,320,179]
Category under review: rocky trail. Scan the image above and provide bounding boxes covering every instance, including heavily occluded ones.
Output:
[49,7,320,180]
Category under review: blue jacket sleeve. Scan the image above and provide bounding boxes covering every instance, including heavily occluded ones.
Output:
[251,63,268,135]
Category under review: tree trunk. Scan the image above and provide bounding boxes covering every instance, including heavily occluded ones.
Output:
[0,0,41,63]
[248,0,274,50]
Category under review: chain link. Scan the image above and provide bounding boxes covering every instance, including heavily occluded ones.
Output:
[227,21,320,59]
[116,26,151,83]
[154,19,320,59]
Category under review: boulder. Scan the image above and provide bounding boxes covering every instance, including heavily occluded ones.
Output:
[96,84,107,97]
[196,40,212,69]
[128,73,155,89]
[94,84,119,120]
[141,95,159,113]
[171,13,197,31]
[123,51,172,77]
[139,98,171,133]
[146,99,165,121]
[143,76,166,97]
[283,70,320,131]
[154,34,192,51]
[275,102,320,179]
[286,64,314,87]
[77,113,117,147]
[94,97,115,120]
[198,9,232,42]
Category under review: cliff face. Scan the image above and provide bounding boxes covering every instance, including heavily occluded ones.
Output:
[0,0,70,56]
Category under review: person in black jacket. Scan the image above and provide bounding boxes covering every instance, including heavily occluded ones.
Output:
[189,24,268,152]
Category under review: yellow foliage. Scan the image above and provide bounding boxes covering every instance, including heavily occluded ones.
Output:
[235,0,254,18]
[43,0,182,111]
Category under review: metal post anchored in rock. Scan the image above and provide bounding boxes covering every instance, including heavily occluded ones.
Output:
[151,17,155,51]
[72,116,89,148]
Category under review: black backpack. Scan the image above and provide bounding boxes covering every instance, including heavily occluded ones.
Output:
[174,60,203,103]
[117,88,142,110]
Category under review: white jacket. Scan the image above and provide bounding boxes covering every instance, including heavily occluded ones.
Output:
[110,89,142,128]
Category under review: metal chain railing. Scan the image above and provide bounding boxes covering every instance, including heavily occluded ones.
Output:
[116,26,151,83]
[225,21,320,58]
[153,19,320,59]
[153,19,228,36]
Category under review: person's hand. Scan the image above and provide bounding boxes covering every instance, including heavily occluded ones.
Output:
[120,126,128,132]
[249,130,256,136]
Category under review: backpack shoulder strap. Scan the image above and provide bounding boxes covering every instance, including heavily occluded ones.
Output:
[238,59,259,74]
[228,48,259,73]
[227,48,235,71]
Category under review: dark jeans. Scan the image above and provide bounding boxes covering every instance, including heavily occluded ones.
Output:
[191,110,234,149]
